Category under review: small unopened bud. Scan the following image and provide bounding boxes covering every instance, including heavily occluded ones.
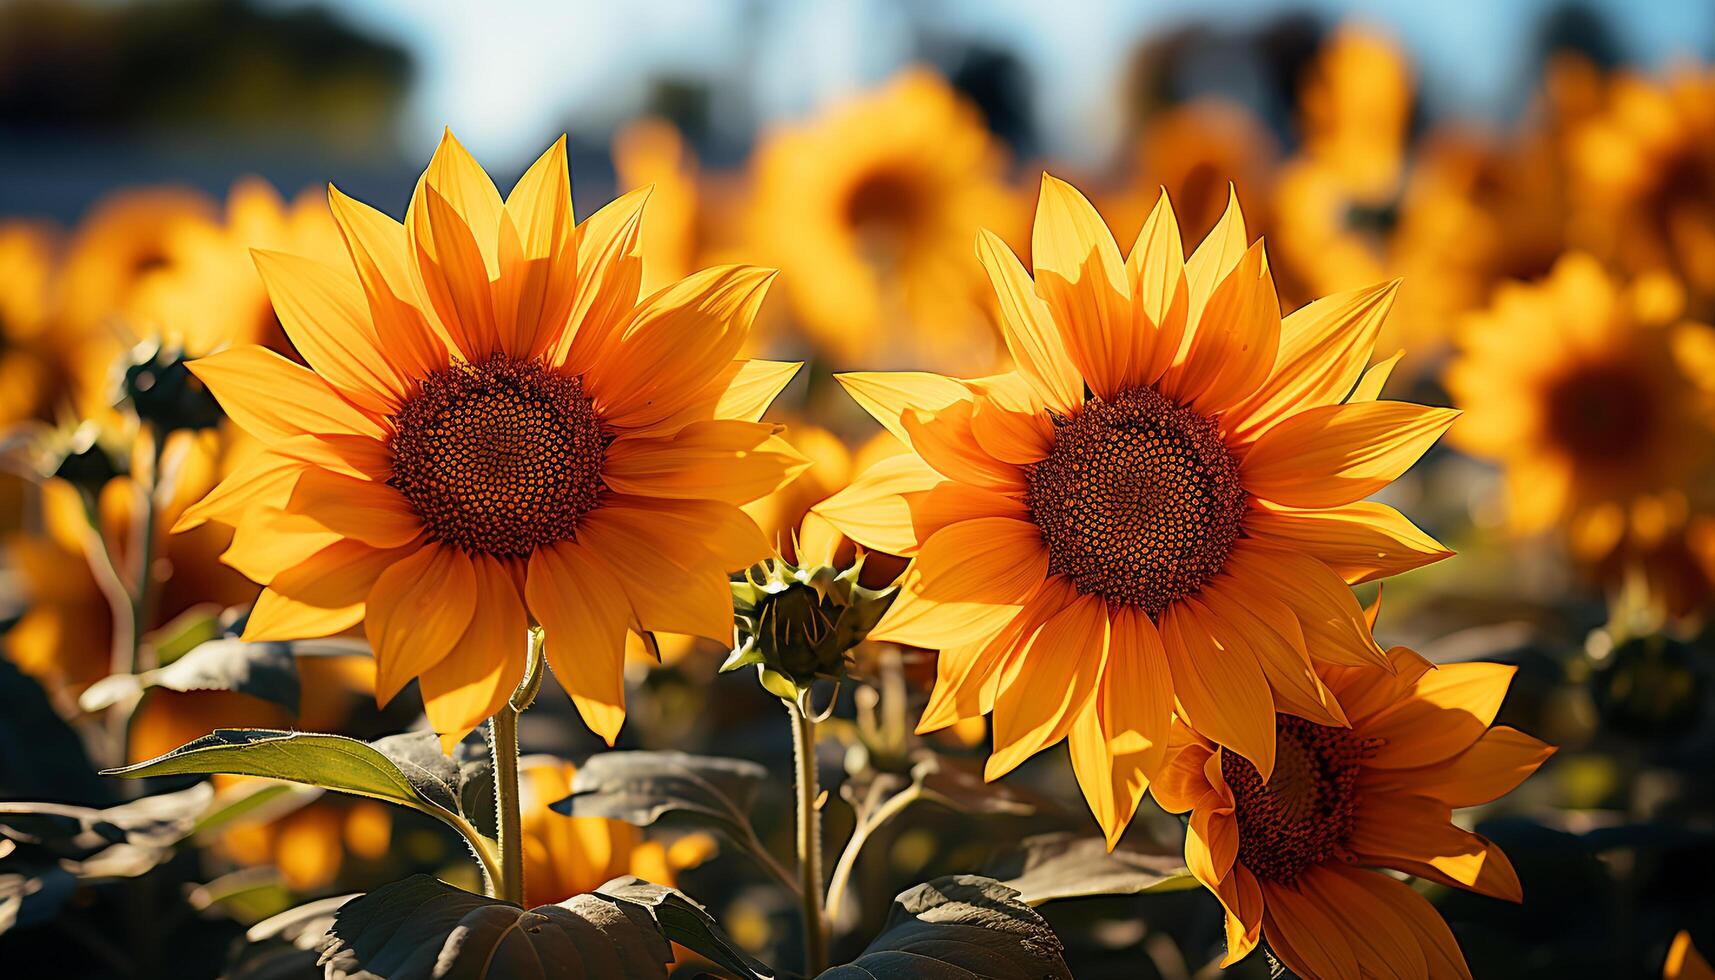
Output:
[722,554,895,699]
[41,422,128,503]
[118,340,223,434]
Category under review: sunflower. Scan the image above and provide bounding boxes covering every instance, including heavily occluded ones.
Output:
[811,176,1457,843]
[519,757,713,908]
[51,187,216,415]
[128,177,346,356]
[743,69,1024,372]
[1152,646,1553,977]
[181,132,805,749]
[1562,67,1715,304]
[1445,254,1715,610]
[0,222,61,425]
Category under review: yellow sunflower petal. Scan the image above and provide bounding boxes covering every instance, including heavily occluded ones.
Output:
[1348,793,1522,901]
[1124,189,1190,387]
[1220,543,1386,669]
[189,347,384,443]
[576,507,736,642]
[1195,587,1347,728]
[601,420,807,505]
[526,541,632,745]
[558,187,647,372]
[222,507,343,586]
[497,135,577,359]
[1361,662,1517,769]
[917,578,1069,734]
[987,592,1107,781]
[1372,726,1555,808]
[1085,606,1174,847]
[252,249,406,413]
[715,359,803,421]
[588,265,774,431]
[420,129,504,268]
[1272,866,1433,979]
[1184,185,1248,324]
[810,453,947,555]
[587,494,771,573]
[1160,241,1279,414]
[1032,174,1133,399]
[870,517,1048,649]
[420,554,528,752]
[1160,598,1276,781]
[835,371,972,446]
[1186,752,1237,886]
[1245,500,1452,585]
[975,228,1081,412]
[365,543,478,705]
[327,185,449,379]
[1240,400,1460,509]
[173,452,302,533]
[1348,349,1405,403]
[1310,868,1473,980]
[409,181,499,360]
[243,539,408,641]
[1224,279,1397,443]
[900,399,1028,495]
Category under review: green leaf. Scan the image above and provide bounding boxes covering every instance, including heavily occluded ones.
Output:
[104,729,486,832]
[319,875,675,979]
[600,876,776,980]
[0,784,216,933]
[0,782,213,863]
[553,750,766,842]
[984,831,1194,905]
[150,638,301,713]
[820,875,1073,979]
[223,893,354,980]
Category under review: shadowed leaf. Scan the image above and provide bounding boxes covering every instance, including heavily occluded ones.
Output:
[820,875,1073,979]
[985,831,1193,905]
[318,875,674,979]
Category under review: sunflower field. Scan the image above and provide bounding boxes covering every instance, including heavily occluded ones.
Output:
[2,2,1714,978]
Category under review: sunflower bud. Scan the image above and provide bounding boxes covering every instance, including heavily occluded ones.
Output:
[41,422,128,505]
[118,340,224,434]
[722,554,895,699]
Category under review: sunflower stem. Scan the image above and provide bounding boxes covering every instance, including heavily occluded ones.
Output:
[128,429,168,673]
[489,704,525,906]
[788,693,828,975]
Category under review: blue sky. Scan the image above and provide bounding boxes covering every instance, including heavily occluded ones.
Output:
[264,0,1715,172]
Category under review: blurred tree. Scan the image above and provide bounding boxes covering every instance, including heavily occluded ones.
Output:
[0,0,410,152]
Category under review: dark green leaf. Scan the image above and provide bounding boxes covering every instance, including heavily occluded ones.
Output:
[150,638,301,713]
[599,876,776,980]
[820,875,1072,979]
[319,875,673,979]
[0,782,213,862]
[984,831,1193,905]
[104,729,483,826]
[223,893,354,980]
[554,751,767,840]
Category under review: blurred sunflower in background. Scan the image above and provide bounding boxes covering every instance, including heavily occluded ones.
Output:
[1153,646,1553,978]
[0,222,61,426]
[815,177,1455,843]
[1100,98,1278,248]
[743,69,1024,372]
[1447,253,1715,616]
[518,757,713,908]
[127,178,345,356]
[613,117,715,295]
[185,132,805,748]
[1563,66,1715,306]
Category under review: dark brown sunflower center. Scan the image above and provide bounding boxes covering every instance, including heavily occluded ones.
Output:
[1024,386,1246,617]
[1222,716,1366,884]
[1543,362,1658,464]
[845,169,924,234]
[388,354,607,557]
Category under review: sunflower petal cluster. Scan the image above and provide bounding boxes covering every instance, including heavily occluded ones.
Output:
[182,132,807,748]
